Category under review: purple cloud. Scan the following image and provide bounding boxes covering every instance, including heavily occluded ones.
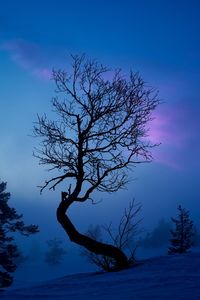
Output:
[149,101,200,170]
[149,106,186,147]
[2,40,199,171]
[1,39,51,80]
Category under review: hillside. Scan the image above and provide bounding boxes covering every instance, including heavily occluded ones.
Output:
[1,252,200,300]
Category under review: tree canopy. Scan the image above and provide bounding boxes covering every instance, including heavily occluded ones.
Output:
[34,55,159,198]
[0,181,39,287]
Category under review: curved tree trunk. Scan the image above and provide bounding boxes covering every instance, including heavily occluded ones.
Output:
[56,193,129,271]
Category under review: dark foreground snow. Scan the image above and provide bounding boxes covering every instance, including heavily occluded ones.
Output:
[1,252,200,299]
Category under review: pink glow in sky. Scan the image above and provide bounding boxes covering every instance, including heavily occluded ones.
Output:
[0,39,194,171]
[149,108,186,147]
[148,105,190,170]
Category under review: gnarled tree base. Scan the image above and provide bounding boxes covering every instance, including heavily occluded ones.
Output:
[56,195,129,271]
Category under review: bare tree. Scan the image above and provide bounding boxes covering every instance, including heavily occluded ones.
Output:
[82,200,142,271]
[33,55,159,271]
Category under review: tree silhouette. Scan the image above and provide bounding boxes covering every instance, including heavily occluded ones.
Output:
[82,200,142,271]
[168,205,194,254]
[45,238,67,265]
[141,218,171,249]
[0,181,39,288]
[33,55,159,271]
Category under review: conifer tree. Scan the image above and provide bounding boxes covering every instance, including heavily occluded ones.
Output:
[0,181,39,288]
[168,205,194,254]
[45,238,67,265]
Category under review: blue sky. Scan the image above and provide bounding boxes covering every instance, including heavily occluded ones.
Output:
[0,0,200,239]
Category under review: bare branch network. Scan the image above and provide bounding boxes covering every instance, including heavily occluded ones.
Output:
[33,55,159,200]
[82,199,142,271]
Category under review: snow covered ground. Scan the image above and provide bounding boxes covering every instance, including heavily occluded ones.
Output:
[1,252,200,299]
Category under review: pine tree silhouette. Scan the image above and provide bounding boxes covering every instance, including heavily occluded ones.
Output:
[0,181,39,288]
[168,205,194,254]
[45,238,67,265]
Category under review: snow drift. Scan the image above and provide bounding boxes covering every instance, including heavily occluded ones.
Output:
[1,252,200,299]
